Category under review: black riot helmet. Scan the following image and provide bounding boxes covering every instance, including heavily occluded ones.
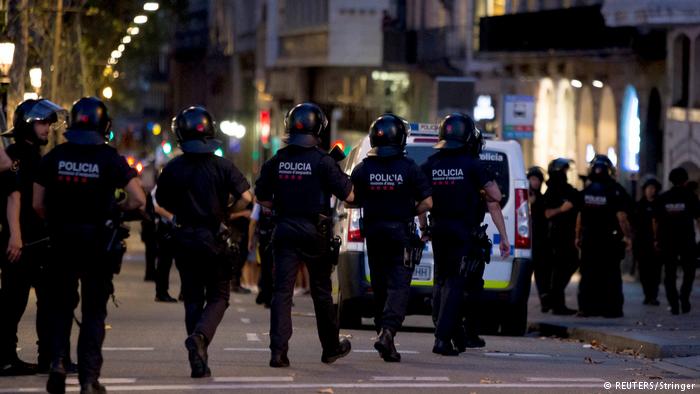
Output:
[3,98,66,145]
[588,154,615,181]
[547,158,572,185]
[435,112,483,156]
[284,102,328,148]
[64,97,112,145]
[368,113,409,157]
[171,106,221,154]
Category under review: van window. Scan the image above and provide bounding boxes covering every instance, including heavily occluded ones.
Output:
[480,150,509,208]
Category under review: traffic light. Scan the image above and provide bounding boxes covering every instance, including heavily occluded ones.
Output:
[214,147,224,157]
[161,141,172,155]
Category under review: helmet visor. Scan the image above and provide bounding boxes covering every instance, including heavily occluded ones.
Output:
[24,99,67,124]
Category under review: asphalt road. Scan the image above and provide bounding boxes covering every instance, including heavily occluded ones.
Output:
[2,249,698,394]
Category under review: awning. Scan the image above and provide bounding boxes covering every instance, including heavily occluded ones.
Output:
[602,0,700,27]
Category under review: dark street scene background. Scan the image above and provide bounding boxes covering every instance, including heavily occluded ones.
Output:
[0,0,700,393]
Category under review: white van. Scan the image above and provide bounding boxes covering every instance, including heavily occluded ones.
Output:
[332,124,533,335]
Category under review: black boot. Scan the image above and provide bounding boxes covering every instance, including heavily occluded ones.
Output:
[374,329,401,362]
[321,338,351,364]
[269,351,290,368]
[155,293,178,303]
[46,358,67,394]
[432,339,459,356]
[464,335,486,348]
[0,356,37,376]
[681,299,691,314]
[80,382,107,394]
[185,333,210,378]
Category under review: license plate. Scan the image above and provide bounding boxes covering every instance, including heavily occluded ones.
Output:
[412,265,431,281]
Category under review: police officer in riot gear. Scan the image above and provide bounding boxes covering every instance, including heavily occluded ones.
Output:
[420,113,510,355]
[575,155,632,318]
[653,167,700,314]
[350,114,432,362]
[256,102,354,368]
[34,97,146,394]
[249,202,275,308]
[527,166,550,313]
[634,175,662,306]
[156,106,252,378]
[543,158,579,315]
[0,98,66,376]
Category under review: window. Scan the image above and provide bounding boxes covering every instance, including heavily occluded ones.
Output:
[694,36,700,108]
[672,34,690,107]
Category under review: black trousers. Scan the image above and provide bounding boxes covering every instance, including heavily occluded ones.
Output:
[662,247,696,307]
[173,228,230,343]
[431,221,471,341]
[257,235,274,304]
[142,221,158,280]
[155,235,176,296]
[269,219,338,356]
[636,246,662,302]
[578,241,623,317]
[0,245,52,365]
[44,248,110,386]
[532,244,553,309]
[547,243,579,310]
[365,225,413,334]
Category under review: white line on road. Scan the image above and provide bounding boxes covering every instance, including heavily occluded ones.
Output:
[236,307,247,313]
[484,352,552,359]
[353,349,419,354]
[246,333,261,342]
[224,347,267,352]
[67,378,137,385]
[526,377,605,382]
[213,377,294,383]
[241,318,251,324]
[0,382,607,392]
[372,376,450,382]
[103,347,155,351]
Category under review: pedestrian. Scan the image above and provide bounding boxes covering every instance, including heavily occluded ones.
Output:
[151,186,178,303]
[575,155,632,318]
[156,106,252,377]
[542,158,579,315]
[141,193,158,282]
[0,99,71,376]
[653,167,700,315]
[634,175,662,306]
[229,203,253,294]
[527,166,550,313]
[255,102,354,368]
[420,113,510,355]
[350,114,432,362]
[34,97,146,394]
[249,202,275,308]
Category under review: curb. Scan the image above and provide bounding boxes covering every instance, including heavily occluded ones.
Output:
[529,322,700,359]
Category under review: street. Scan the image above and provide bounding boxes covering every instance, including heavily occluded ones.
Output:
[2,241,698,394]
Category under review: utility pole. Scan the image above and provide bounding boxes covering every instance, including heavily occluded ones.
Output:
[49,0,62,100]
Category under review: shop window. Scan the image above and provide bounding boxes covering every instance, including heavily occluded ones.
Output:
[672,34,690,107]
[694,35,700,108]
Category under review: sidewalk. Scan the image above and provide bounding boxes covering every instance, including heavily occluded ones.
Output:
[528,272,700,362]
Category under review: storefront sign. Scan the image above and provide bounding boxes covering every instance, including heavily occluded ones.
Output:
[503,95,535,139]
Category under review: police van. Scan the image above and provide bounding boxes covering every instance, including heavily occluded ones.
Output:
[332,124,533,335]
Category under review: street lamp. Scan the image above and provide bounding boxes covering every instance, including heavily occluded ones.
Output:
[29,67,42,89]
[0,41,15,82]
[117,44,125,53]
[143,2,159,11]
[133,15,148,24]
[122,36,132,44]
[111,50,122,59]
[102,86,113,100]
[127,27,140,35]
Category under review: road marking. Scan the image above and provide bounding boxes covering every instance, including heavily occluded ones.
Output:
[353,349,419,354]
[0,382,607,392]
[236,307,247,313]
[246,333,261,342]
[372,376,449,382]
[103,347,155,351]
[241,318,251,324]
[224,347,267,352]
[526,377,604,382]
[484,352,552,359]
[213,377,294,383]
[67,378,137,385]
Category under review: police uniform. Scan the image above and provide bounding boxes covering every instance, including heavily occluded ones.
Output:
[350,114,431,362]
[155,106,250,378]
[37,97,141,394]
[528,167,550,312]
[255,103,352,368]
[542,159,579,315]
[634,177,662,305]
[654,170,699,314]
[252,203,275,307]
[577,156,630,318]
[0,99,66,375]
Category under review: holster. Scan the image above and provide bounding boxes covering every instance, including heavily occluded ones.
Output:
[317,214,342,265]
[458,224,492,280]
[105,219,130,275]
[404,222,424,269]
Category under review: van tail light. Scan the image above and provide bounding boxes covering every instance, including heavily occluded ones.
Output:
[347,209,364,243]
[514,187,531,249]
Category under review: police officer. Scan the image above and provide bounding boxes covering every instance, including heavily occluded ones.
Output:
[543,158,579,315]
[151,187,178,303]
[527,166,550,312]
[0,99,66,376]
[34,97,146,394]
[420,113,510,355]
[156,106,252,377]
[634,175,662,306]
[350,114,432,362]
[249,202,275,308]
[653,167,700,315]
[575,155,632,318]
[255,102,354,368]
